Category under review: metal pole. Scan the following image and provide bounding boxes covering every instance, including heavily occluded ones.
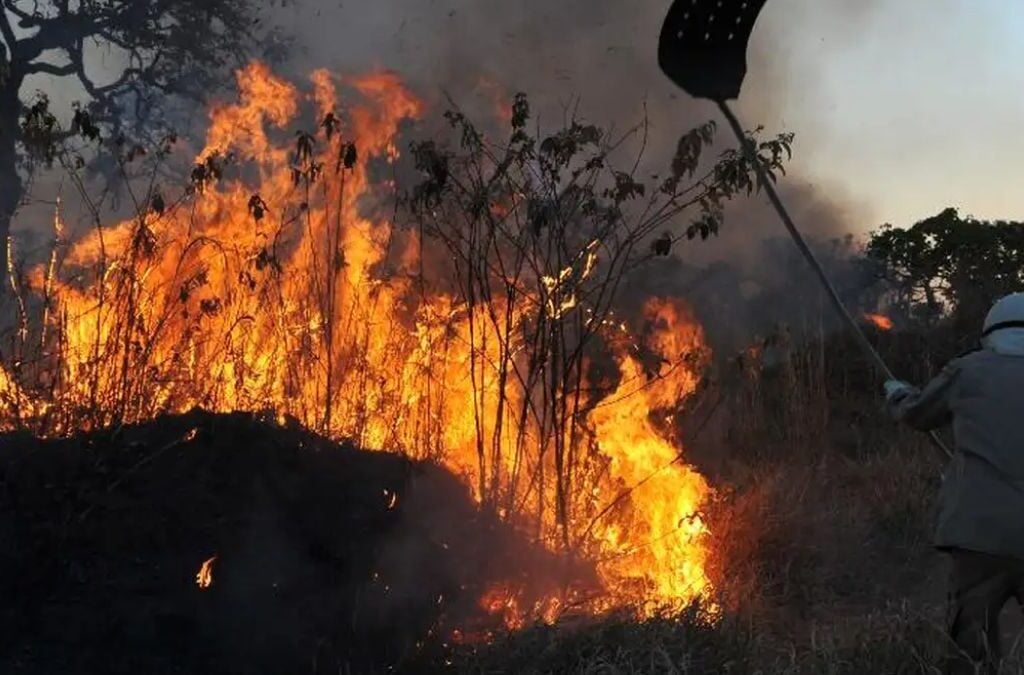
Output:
[716,100,952,459]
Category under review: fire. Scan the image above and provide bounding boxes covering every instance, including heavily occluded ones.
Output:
[196,555,217,589]
[2,62,715,625]
[588,299,712,615]
[864,313,894,331]
[475,75,514,124]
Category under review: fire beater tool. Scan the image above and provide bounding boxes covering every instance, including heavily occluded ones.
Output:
[657,0,952,459]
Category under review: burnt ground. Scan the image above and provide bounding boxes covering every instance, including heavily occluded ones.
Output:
[0,410,576,675]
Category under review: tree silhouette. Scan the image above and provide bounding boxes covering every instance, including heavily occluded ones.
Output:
[866,207,1024,332]
[0,0,281,282]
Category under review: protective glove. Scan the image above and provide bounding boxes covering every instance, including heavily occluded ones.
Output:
[883,379,914,402]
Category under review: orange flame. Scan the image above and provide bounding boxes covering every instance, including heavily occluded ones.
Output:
[196,555,217,589]
[864,313,894,331]
[475,75,514,125]
[5,62,715,625]
[588,299,712,615]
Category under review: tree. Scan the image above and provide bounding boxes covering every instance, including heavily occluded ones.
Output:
[0,0,280,282]
[407,95,792,541]
[866,208,1024,332]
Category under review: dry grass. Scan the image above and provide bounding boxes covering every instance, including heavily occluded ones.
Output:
[432,328,1024,674]
[438,608,1024,674]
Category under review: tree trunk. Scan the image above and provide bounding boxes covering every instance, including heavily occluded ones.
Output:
[0,72,24,289]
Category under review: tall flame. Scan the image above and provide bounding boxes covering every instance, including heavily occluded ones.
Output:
[589,299,712,615]
[3,63,715,624]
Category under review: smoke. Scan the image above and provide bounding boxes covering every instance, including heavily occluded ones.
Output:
[372,462,600,637]
[272,0,884,347]
[9,1,889,348]
[18,0,882,260]
[278,0,874,215]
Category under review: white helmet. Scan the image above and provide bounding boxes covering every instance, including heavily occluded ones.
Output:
[983,293,1024,337]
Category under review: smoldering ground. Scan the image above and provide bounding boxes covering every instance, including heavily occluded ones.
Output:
[0,411,594,673]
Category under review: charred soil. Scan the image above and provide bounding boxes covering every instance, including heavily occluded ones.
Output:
[0,410,571,674]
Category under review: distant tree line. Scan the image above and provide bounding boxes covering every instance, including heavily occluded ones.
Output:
[863,207,1024,336]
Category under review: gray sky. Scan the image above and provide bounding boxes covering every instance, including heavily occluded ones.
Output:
[749,0,1024,229]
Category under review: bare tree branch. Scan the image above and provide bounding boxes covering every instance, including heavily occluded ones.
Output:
[18,15,100,63]
[25,59,75,76]
[0,0,274,288]
[0,6,18,59]
[2,2,34,26]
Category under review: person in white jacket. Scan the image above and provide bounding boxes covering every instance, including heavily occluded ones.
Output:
[886,293,1024,674]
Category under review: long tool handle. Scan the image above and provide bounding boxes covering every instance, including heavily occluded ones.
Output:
[716,100,952,459]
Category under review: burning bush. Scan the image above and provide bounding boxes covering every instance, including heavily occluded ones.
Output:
[0,62,791,622]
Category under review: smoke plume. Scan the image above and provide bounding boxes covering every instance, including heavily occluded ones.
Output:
[272,0,884,347]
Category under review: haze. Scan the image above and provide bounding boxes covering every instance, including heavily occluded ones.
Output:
[281,0,1023,234]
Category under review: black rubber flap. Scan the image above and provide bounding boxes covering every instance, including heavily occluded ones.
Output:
[658,0,768,101]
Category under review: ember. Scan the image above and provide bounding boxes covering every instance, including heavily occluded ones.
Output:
[864,313,895,331]
[196,555,217,589]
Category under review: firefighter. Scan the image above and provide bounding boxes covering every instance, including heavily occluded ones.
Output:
[885,292,1024,674]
